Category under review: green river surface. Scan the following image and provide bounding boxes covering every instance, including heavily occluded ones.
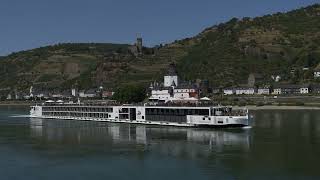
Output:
[0,106,319,180]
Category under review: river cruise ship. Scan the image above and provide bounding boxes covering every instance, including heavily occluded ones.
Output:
[30,101,250,128]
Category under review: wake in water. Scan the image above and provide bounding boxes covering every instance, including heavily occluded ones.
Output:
[242,126,252,129]
[10,114,31,118]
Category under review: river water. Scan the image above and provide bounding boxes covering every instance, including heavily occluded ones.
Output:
[0,106,319,180]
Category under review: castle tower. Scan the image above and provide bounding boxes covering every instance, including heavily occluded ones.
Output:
[136,37,143,54]
[164,63,178,87]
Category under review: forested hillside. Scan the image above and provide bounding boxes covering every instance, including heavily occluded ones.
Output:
[0,4,319,91]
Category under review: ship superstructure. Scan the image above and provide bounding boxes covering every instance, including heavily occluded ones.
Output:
[30,102,249,127]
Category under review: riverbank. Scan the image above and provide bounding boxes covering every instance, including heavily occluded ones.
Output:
[2,101,320,110]
[0,101,35,106]
[235,105,320,110]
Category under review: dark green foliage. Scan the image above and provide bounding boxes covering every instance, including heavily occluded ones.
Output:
[0,43,130,90]
[256,102,265,107]
[112,84,146,103]
[36,74,61,82]
[177,4,320,87]
[238,100,247,107]
[77,70,94,89]
[295,101,305,106]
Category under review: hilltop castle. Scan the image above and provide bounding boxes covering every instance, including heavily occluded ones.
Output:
[129,37,143,56]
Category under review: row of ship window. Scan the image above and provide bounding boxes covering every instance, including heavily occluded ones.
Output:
[43,112,110,118]
[42,107,113,113]
[145,115,187,123]
[145,108,209,116]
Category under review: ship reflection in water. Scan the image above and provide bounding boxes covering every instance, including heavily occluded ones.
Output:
[30,118,250,157]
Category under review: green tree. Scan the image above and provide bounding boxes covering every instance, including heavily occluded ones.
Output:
[291,69,302,83]
[304,70,314,80]
[113,84,146,103]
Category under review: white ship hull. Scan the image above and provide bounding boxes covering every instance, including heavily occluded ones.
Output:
[30,104,250,128]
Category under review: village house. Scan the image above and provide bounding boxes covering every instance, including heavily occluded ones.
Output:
[273,87,282,95]
[257,86,271,95]
[102,91,115,98]
[149,88,171,101]
[173,88,191,99]
[23,93,31,100]
[275,84,300,94]
[272,84,309,95]
[6,93,12,100]
[34,90,50,99]
[314,72,320,78]
[51,91,63,98]
[15,92,22,100]
[235,87,255,95]
[173,86,198,99]
[300,84,310,94]
[302,67,309,71]
[314,65,320,78]
[149,85,198,102]
[223,88,235,95]
[35,93,44,99]
[79,89,97,98]
[271,75,281,82]
[211,88,221,94]
[310,84,320,94]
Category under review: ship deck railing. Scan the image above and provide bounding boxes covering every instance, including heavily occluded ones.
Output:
[144,102,221,107]
[38,102,247,110]
[39,102,122,107]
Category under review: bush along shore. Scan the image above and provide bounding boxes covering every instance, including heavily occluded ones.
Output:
[3,96,320,111]
[216,94,320,109]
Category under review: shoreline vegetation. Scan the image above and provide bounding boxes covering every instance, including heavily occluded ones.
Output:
[235,105,320,110]
[0,101,35,106]
[1,101,320,110]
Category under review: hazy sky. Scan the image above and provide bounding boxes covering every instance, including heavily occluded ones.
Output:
[0,0,318,55]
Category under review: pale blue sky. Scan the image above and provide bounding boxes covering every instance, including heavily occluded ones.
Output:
[0,0,318,55]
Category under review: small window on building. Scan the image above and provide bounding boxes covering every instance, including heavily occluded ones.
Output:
[203,118,205,120]
[142,116,144,119]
